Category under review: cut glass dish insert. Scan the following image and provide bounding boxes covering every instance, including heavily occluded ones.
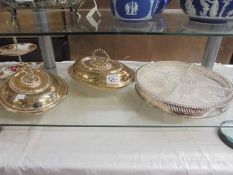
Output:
[136,61,233,118]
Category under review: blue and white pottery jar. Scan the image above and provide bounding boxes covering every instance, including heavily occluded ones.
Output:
[110,0,159,21]
[155,0,171,14]
[180,0,233,23]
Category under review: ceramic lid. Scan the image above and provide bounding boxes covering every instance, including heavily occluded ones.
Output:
[68,49,134,89]
[0,63,68,114]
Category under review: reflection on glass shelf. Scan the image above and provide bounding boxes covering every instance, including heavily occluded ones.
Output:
[1,9,233,36]
[113,14,166,33]
[0,62,233,128]
[180,20,233,35]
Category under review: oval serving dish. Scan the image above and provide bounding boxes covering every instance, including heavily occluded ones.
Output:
[68,49,134,89]
[135,61,233,118]
[0,63,68,114]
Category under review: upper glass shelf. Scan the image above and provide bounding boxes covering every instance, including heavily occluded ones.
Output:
[0,9,233,36]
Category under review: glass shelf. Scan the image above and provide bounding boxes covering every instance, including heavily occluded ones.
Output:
[0,61,233,128]
[0,9,233,36]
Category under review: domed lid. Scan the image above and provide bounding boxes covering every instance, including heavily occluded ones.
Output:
[8,63,51,94]
[68,49,134,89]
[0,63,68,114]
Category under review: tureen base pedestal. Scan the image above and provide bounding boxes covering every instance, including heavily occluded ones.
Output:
[190,17,228,24]
[202,36,223,69]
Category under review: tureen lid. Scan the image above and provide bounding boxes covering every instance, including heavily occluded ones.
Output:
[68,49,134,89]
[9,63,51,94]
[0,63,68,114]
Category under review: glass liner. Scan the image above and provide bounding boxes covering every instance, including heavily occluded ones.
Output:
[135,61,233,118]
[0,9,233,36]
[0,62,233,128]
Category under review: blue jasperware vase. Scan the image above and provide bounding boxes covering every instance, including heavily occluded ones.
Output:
[180,0,233,23]
[110,0,159,21]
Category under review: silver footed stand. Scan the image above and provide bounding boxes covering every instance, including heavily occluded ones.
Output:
[35,9,56,69]
[201,36,223,69]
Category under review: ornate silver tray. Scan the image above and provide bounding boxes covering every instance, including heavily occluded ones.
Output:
[135,61,233,118]
[0,0,86,9]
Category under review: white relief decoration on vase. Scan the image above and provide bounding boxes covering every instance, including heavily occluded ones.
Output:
[199,0,219,17]
[125,1,139,16]
[145,0,155,19]
[113,0,155,20]
[220,0,233,16]
[208,0,219,17]
[200,0,210,16]
[185,0,196,16]
[227,9,233,16]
